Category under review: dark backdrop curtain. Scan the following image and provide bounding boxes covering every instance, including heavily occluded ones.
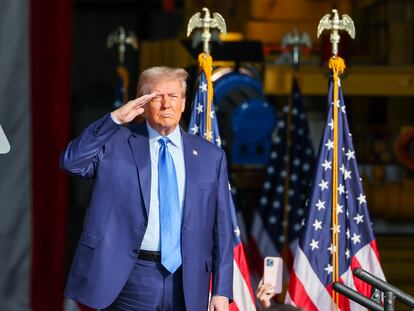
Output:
[30,0,73,309]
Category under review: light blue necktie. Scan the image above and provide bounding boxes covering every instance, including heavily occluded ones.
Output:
[158,137,182,273]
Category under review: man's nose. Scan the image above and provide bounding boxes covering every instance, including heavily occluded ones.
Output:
[160,95,171,106]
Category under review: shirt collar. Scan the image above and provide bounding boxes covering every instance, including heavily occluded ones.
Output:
[146,122,182,149]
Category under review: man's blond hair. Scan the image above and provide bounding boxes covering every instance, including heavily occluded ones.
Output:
[137,66,188,97]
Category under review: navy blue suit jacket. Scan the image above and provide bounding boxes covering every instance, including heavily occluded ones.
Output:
[60,114,233,310]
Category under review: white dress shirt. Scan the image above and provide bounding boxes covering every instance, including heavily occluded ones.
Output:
[140,122,186,251]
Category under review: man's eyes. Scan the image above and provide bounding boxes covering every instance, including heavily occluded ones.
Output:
[152,94,179,101]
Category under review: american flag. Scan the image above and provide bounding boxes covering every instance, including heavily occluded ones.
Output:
[188,69,256,311]
[249,78,314,293]
[285,74,385,310]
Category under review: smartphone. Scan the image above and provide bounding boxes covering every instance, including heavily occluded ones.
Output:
[263,256,283,294]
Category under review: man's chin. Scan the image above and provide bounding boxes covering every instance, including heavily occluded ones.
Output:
[151,120,179,135]
[159,118,178,126]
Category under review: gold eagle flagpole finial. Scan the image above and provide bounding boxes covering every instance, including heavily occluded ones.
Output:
[317,9,355,56]
[186,7,227,55]
[107,27,138,64]
[281,29,312,68]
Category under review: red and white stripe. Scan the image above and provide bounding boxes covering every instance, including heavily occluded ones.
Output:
[286,243,385,310]
[231,243,256,311]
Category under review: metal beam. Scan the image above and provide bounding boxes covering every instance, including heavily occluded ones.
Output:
[264,65,414,96]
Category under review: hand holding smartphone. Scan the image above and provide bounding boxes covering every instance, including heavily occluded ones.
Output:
[263,256,283,294]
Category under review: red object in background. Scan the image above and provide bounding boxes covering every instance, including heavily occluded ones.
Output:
[320,33,349,66]
[262,43,313,58]
[162,0,175,12]
[396,128,414,171]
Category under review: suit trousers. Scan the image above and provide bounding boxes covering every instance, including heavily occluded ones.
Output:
[103,258,185,311]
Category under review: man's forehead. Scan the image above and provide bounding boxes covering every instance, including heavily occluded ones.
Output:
[150,79,181,92]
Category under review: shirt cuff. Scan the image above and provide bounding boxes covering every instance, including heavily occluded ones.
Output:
[110,113,122,125]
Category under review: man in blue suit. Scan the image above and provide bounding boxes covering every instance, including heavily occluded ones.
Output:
[61,67,233,311]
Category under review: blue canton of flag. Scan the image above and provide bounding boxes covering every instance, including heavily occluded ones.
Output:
[113,73,125,108]
[249,78,314,281]
[189,72,221,147]
[188,68,256,310]
[286,75,385,311]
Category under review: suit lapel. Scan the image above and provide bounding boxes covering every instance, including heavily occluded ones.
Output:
[128,122,151,217]
[128,125,198,221]
[182,130,198,223]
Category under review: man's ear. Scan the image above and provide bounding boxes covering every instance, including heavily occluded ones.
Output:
[180,97,186,113]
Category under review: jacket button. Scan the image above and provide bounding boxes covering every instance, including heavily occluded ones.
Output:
[131,249,139,258]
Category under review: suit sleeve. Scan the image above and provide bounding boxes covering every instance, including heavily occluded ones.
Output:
[212,150,234,300]
[60,113,121,178]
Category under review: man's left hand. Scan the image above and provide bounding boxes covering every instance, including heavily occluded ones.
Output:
[210,295,229,311]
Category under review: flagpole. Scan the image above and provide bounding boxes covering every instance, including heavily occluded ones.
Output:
[281,29,312,262]
[332,57,340,309]
[286,11,384,310]
[281,84,293,261]
[187,9,257,310]
[317,9,355,310]
[107,27,138,107]
[187,7,226,142]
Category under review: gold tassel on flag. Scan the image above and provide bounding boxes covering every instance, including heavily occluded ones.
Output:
[116,65,130,105]
[198,53,214,142]
[329,55,345,308]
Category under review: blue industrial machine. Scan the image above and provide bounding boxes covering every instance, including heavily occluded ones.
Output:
[212,68,277,165]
